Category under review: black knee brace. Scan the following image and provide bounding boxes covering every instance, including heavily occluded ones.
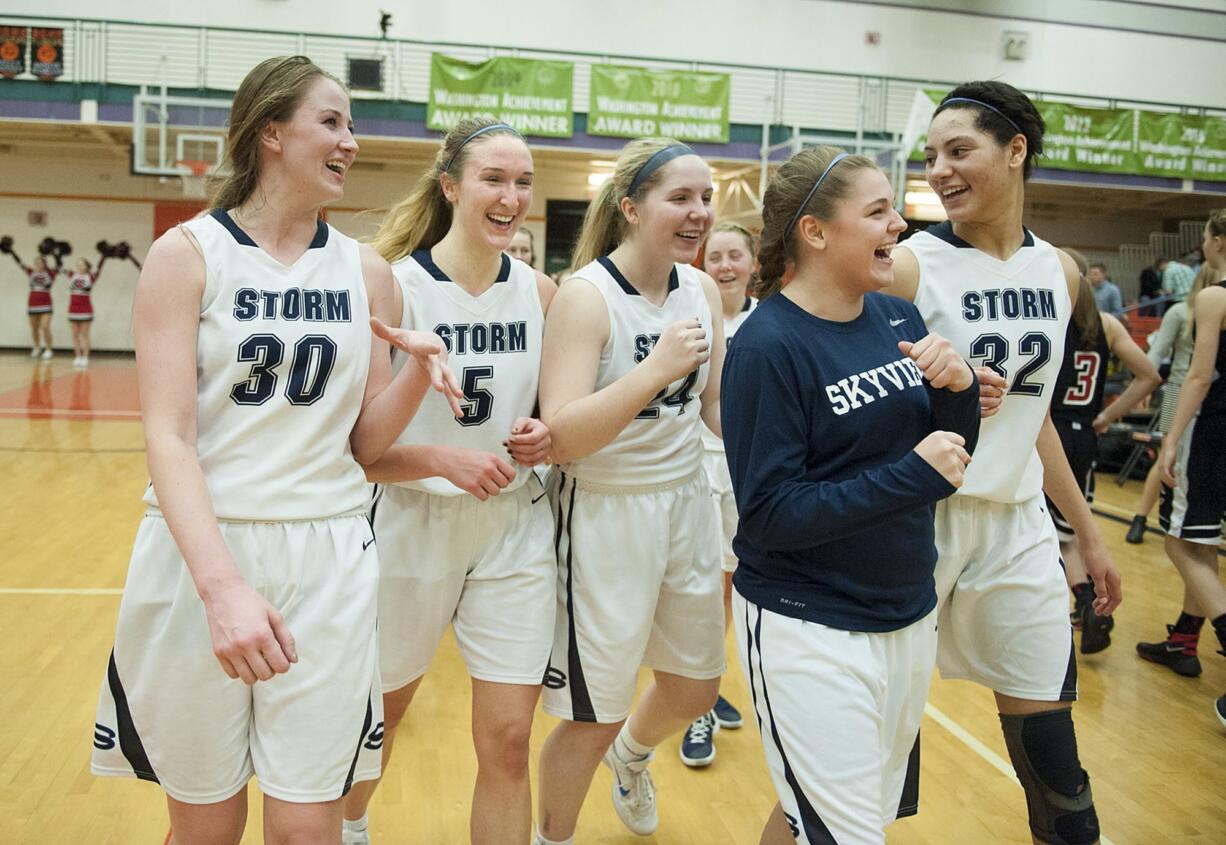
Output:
[999,709,1100,845]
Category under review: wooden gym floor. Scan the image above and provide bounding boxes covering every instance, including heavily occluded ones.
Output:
[0,351,1222,844]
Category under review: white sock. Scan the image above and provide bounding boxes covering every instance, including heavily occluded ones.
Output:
[534,826,574,845]
[614,722,653,760]
[342,813,368,833]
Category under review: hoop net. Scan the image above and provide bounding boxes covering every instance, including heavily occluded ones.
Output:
[176,159,213,200]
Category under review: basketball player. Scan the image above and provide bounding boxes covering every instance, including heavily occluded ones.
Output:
[679,221,757,768]
[1049,249,1159,653]
[1124,264,1214,545]
[7,250,60,359]
[90,56,463,845]
[724,146,979,845]
[67,254,108,366]
[1135,263,1218,676]
[340,118,556,845]
[1152,210,1226,727]
[532,138,725,844]
[507,226,536,268]
[886,82,1123,845]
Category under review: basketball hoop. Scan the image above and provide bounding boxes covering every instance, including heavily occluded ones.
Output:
[176,159,213,200]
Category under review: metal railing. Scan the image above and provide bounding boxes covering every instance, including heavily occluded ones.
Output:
[4,14,1225,143]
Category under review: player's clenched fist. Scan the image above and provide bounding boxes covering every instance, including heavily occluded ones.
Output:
[973,367,1007,418]
[646,318,709,384]
[914,430,972,488]
[898,333,974,392]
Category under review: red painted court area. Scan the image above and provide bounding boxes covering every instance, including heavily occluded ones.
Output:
[0,362,141,420]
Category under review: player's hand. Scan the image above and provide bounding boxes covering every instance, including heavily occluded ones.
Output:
[1158,443,1178,488]
[973,367,1008,417]
[645,318,709,385]
[370,317,465,417]
[1091,413,1110,435]
[441,446,517,500]
[914,430,971,488]
[898,333,974,391]
[506,417,551,467]
[202,580,297,685]
[1080,534,1123,616]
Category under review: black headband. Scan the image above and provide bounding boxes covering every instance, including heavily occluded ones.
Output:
[626,144,695,198]
[786,152,849,241]
[444,123,521,171]
[939,97,1022,135]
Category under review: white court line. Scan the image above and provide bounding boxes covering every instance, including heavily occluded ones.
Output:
[0,587,122,595]
[924,703,1115,845]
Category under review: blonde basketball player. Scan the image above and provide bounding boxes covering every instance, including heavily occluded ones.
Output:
[888,81,1122,845]
[340,118,557,845]
[90,56,462,845]
[532,138,725,844]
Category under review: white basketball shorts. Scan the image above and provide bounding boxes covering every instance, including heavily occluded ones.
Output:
[934,494,1077,702]
[703,450,739,573]
[542,469,725,723]
[92,511,383,804]
[735,592,936,845]
[373,478,556,690]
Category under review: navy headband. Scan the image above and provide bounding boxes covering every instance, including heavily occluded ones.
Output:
[939,97,1022,135]
[786,152,849,240]
[626,144,695,198]
[444,123,521,172]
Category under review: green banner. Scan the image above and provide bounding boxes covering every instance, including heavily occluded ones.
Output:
[910,91,1226,182]
[1040,102,1135,175]
[1137,112,1226,181]
[428,54,573,138]
[588,65,730,143]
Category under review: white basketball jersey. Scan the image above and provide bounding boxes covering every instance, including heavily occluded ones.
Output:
[702,296,756,453]
[390,251,544,496]
[907,223,1071,503]
[565,257,712,486]
[143,209,371,520]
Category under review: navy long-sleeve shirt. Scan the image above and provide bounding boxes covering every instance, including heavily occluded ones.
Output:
[723,291,980,632]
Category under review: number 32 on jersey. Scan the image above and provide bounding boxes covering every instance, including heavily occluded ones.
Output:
[969,331,1052,397]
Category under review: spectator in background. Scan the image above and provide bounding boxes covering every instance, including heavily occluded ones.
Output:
[1163,256,1197,303]
[507,226,537,268]
[1138,256,1168,316]
[1089,262,1124,319]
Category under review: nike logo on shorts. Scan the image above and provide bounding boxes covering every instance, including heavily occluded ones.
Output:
[362,537,376,551]
[890,318,907,326]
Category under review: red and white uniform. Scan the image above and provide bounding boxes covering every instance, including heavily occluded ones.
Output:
[26,268,56,314]
[68,271,98,321]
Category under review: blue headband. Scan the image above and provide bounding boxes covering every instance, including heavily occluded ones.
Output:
[940,97,1022,135]
[626,144,695,198]
[444,123,521,171]
[786,152,849,240]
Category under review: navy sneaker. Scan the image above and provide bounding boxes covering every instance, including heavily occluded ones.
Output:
[1079,602,1113,654]
[679,710,718,767]
[713,694,743,729]
[1216,694,1226,730]
[1125,515,1147,544]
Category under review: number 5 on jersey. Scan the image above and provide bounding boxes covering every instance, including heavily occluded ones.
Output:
[457,366,494,426]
